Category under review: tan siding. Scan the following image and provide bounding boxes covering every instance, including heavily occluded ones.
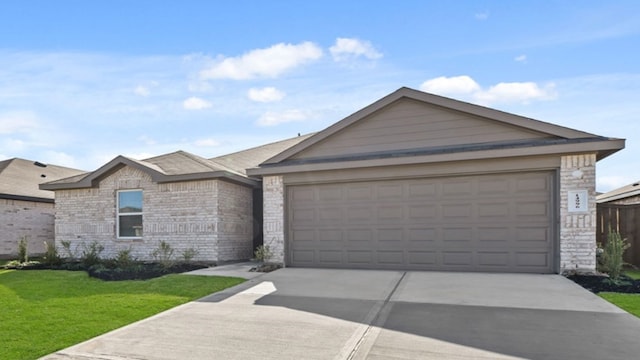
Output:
[292,98,553,160]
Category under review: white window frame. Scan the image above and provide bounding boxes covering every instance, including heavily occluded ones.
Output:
[117,189,143,239]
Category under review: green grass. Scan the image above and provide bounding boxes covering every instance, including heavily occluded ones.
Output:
[625,269,640,280]
[0,270,245,360]
[600,292,640,317]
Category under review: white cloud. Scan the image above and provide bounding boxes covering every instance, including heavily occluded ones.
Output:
[420,75,556,105]
[134,85,150,97]
[41,150,78,168]
[247,87,286,102]
[475,11,490,20]
[257,109,310,126]
[182,97,212,110]
[420,75,481,95]
[137,135,156,145]
[330,38,383,62]
[474,82,556,105]
[515,54,527,63]
[597,175,635,193]
[200,42,323,80]
[194,138,220,147]
[0,111,40,134]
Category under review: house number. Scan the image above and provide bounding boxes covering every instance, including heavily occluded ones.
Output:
[567,190,588,212]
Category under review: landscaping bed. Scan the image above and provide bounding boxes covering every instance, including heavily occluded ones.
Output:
[567,274,640,294]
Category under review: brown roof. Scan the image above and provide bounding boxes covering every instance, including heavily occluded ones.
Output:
[0,158,85,202]
[211,133,315,175]
[597,181,640,203]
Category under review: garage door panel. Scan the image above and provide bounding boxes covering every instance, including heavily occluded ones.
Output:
[477,252,510,266]
[288,171,555,273]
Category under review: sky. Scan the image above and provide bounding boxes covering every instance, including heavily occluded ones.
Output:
[0,0,638,192]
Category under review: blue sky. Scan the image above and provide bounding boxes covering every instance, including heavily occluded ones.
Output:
[0,1,638,192]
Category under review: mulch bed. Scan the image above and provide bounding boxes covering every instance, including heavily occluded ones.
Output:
[567,274,640,294]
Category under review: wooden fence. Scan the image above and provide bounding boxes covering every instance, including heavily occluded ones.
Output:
[596,203,640,267]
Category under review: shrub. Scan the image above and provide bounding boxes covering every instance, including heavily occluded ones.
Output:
[114,247,136,269]
[181,247,199,263]
[151,241,174,269]
[254,244,272,263]
[80,241,104,268]
[43,241,62,266]
[17,236,28,263]
[60,240,79,260]
[599,230,630,281]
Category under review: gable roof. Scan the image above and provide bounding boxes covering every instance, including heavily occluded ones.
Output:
[40,150,259,190]
[597,181,640,203]
[247,87,624,175]
[0,158,85,202]
[211,133,315,176]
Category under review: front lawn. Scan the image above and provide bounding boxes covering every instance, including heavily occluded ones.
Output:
[599,292,640,317]
[625,269,640,280]
[0,270,244,360]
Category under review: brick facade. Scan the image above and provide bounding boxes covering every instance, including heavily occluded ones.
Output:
[559,153,597,273]
[262,175,285,263]
[54,165,253,262]
[0,199,55,258]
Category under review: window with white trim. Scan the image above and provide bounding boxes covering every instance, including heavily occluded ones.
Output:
[117,190,143,238]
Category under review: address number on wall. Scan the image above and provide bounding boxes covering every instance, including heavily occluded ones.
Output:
[567,190,588,213]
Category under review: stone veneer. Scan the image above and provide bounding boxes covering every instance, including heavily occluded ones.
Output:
[263,154,601,274]
[0,199,55,258]
[54,165,253,262]
[262,176,285,263]
[559,153,597,273]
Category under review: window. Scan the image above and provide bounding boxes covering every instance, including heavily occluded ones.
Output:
[117,190,143,238]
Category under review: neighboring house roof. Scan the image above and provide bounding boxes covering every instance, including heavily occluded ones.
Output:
[41,135,314,191]
[248,87,624,176]
[211,133,315,176]
[41,150,261,190]
[597,181,640,203]
[0,158,85,202]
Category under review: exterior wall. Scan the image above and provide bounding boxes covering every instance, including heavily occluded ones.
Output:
[262,176,285,263]
[0,199,55,258]
[559,153,597,273]
[217,180,253,261]
[54,165,252,263]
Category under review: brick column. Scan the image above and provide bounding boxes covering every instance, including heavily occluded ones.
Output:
[263,176,285,264]
[559,153,597,273]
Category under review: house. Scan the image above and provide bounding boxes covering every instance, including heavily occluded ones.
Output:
[247,87,624,274]
[40,136,312,262]
[596,181,640,205]
[42,87,624,273]
[0,158,84,258]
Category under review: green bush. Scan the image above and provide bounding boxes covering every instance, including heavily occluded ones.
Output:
[60,240,79,260]
[151,240,174,269]
[181,247,199,263]
[43,241,62,266]
[80,240,104,268]
[114,247,136,269]
[599,230,630,281]
[17,236,28,263]
[254,244,272,263]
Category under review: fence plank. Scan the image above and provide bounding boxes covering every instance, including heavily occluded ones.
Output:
[597,203,640,267]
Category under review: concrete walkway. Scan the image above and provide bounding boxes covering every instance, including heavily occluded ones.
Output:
[42,268,640,360]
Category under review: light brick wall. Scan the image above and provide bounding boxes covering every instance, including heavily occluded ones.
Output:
[262,176,285,264]
[216,180,253,261]
[54,165,253,263]
[0,199,55,258]
[560,153,597,273]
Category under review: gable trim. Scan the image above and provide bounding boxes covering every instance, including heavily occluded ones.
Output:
[262,87,601,165]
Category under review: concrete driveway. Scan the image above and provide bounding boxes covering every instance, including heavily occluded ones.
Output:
[42,268,640,360]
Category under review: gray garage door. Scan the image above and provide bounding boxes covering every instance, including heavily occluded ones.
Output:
[287,171,555,273]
